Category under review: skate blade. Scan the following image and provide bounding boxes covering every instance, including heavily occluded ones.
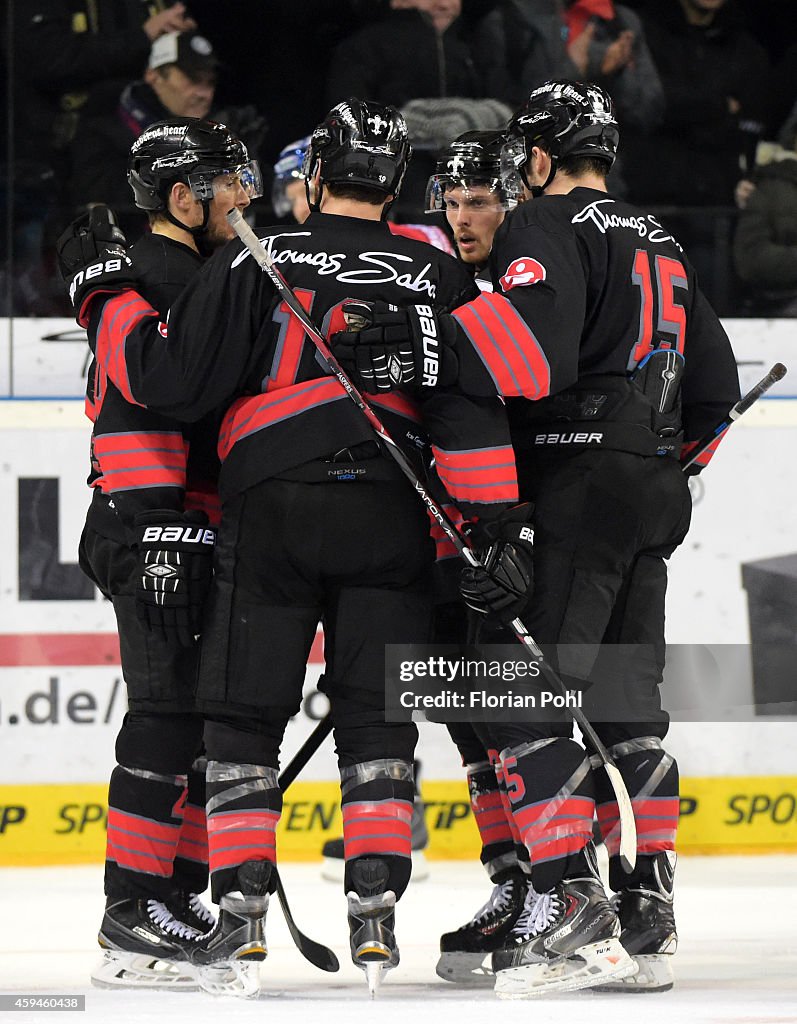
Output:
[90,950,197,991]
[495,938,638,999]
[195,960,262,999]
[435,951,495,987]
[321,851,429,884]
[365,961,389,998]
[592,953,674,993]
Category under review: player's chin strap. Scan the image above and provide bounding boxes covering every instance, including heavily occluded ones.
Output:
[164,202,213,254]
[521,153,558,199]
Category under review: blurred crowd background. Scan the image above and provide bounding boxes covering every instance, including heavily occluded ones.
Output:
[1,0,795,319]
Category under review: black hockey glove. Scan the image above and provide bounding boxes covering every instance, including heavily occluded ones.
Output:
[331,300,459,393]
[133,510,216,648]
[460,504,535,624]
[56,205,138,327]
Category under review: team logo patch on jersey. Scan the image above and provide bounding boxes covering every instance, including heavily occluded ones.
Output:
[500,257,546,291]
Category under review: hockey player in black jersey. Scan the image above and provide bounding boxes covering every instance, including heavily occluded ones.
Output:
[59,117,259,990]
[58,98,519,997]
[427,129,520,287]
[423,129,537,985]
[331,80,741,996]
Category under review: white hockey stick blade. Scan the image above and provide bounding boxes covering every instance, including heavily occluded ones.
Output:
[604,762,637,872]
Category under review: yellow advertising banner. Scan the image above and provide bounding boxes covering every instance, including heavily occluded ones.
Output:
[1,777,796,866]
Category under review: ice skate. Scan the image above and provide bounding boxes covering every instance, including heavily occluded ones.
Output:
[168,891,217,935]
[436,870,529,986]
[91,896,203,990]
[595,851,677,993]
[493,847,637,998]
[190,861,271,998]
[347,858,400,998]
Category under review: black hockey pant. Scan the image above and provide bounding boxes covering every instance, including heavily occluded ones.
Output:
[195,478,434,902]
[79,525,208,900]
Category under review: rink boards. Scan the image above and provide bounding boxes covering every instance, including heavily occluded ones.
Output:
[1,319,796,866]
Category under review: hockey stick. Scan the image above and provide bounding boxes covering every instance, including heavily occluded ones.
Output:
[681,363,787,470]
[274,714,339,972]
[227,209,637,872]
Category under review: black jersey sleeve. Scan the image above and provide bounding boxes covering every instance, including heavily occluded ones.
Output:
[89,241,272,422]
[679,287,741,471]
[415,265,519,519]
[448,204,583,398]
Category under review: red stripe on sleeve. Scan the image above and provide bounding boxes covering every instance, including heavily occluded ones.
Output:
[93,431,187,492]
[452,292,551,398]
[433,444,519,505]
[428,502,465,561]
[370,391,423,423]
[218,377,348,460]
[95,291,160,406]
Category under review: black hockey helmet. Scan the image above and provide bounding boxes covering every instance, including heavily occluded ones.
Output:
[128,116,262,212]
[425,129,522,213]
[303,98,412,213]
[504,80,619,197]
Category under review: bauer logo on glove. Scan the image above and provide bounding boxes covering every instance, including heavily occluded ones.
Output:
[134,509,216,647]
[331,300,459,393]
[56,204,139,327]
[140,523,216,545]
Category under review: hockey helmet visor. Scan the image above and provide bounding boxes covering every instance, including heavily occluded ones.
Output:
[425,130,522,213]
[271,135,311,217]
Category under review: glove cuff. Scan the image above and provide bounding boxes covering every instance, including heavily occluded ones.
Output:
[407,306,459,388]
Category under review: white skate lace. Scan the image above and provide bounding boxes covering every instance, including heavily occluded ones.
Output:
[468,877,517,925]
[147,900,203,940]
[511,886,563,938]
[188,893,217,928]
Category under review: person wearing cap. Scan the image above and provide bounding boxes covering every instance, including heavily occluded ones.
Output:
[67,30,221,227]
[145,29,219,119]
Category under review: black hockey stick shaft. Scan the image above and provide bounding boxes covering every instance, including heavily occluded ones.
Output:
[681,362,787,470]
[279,713,333,792]
[228,210,637,871]
[274,714,339,972]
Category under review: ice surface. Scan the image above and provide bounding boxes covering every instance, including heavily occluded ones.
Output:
[0,856,795,1023]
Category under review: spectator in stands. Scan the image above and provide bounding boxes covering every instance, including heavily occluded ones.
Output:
[473,0,663,137]
[327,0,511,217]
[622,0,769,207]
[67,31,267,234]
[733,139,797,315]
[767,40,797,143]
[2,2,196,313]
[327,1,481,109]
[12,1,196,171]
[68,31,220,226]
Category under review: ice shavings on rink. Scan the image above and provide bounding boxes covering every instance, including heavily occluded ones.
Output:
[0,857,795,1024]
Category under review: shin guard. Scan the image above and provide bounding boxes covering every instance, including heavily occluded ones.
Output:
[502,738,595,893]
[105,765,187,900]
[206,762,281,903]
[592,737,679,892]
[469,754,522,879]
[173,759,210,895]
[341,759,414,899]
